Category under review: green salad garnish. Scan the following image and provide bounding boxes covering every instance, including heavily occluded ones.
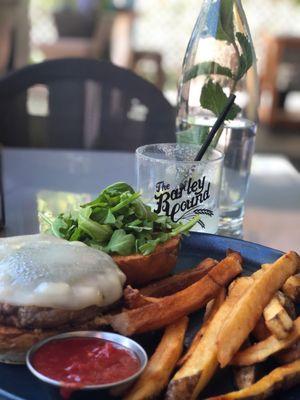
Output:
[41,182,199,256]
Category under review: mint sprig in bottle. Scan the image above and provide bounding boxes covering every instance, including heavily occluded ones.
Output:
[176,0,259,238]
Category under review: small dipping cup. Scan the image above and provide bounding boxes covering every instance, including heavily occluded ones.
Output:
[26,331,148,399]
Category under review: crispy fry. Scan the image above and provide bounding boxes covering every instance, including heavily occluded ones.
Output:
[165,277,251,400]
[203,287,227,325]
[263,293,294,339]
[177,288,226,368]
[283,274,300,303]
[124,280,226,311]
[277,290,296,319]
[252,317,270,341]
[206,359,300,399]
[109,253,242,336]
[217,251,299,367]
[123,286,160,309]
[233,339,256,390]
[140,258,217,297]
[123,317,188,400]
[231,317,300,366]
[233,366,256,390]
[276,341,300,364]
[226,249,242,263]
[203,299,217,323]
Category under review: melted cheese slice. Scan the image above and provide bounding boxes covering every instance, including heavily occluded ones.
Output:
[0,234,126,309]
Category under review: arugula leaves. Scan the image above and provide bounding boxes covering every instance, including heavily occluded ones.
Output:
[78,207,113,242]
[105,229,136,256]
[200,79,241,120]
[42,182,199,256]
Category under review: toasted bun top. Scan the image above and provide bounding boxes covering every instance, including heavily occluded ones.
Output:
[0,234,125,310]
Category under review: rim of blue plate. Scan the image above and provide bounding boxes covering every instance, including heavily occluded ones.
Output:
[184,231,284,255]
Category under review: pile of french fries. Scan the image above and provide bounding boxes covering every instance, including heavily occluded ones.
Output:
[107,250,300,400]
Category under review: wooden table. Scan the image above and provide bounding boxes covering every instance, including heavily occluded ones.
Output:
[3,148,300,252]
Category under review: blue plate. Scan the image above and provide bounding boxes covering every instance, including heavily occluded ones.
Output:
[0,232,298,400]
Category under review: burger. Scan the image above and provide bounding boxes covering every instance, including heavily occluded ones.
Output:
[0,234,126,364]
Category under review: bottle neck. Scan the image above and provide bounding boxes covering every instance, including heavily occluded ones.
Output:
[177,0,259,124]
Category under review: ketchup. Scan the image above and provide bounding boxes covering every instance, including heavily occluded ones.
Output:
[32,337,141,387]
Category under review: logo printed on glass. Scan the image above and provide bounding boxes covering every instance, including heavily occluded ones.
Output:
[153,177,213,229]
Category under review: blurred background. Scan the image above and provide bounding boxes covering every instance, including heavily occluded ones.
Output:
[0,0,300,169]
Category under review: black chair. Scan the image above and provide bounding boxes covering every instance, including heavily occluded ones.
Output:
[0,58,176,151]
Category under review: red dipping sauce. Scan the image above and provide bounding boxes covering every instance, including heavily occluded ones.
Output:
[32,337,141,387]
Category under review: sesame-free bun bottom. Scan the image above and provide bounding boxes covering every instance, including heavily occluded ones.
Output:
[113,236,181,286]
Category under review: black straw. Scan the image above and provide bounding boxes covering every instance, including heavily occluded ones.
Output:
[194,94,237,162]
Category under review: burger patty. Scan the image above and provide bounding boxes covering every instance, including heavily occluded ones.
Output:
[0,303,109,330]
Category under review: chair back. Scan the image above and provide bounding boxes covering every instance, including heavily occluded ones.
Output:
[0,58,175,150]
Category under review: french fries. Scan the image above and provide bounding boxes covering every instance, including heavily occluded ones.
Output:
[276,341,300,364]
[233,339,256,390]
[217,251,299,367]
[117,250,300,399]
[277,290,296,319]
[263,293,294,339]
[123,317,188,400]
[233,366,256,390]
[140,258,217,297]
[123,286,160,309]
[166,278,251,400]
[253,291,295,341]
[109,253,242,336]
[203,288,227,326]
[124,260,222,309]
[206,359,300,399]
[231,317,300,366]
[252,317,270,341]
[283,274,300,303]
[177,288,226,368]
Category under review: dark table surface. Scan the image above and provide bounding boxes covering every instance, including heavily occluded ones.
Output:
[3,148,300,252]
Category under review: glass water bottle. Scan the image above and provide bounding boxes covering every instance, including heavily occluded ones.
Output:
[176,0,259,238]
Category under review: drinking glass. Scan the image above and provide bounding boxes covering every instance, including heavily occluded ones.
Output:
[136,143,224,234]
